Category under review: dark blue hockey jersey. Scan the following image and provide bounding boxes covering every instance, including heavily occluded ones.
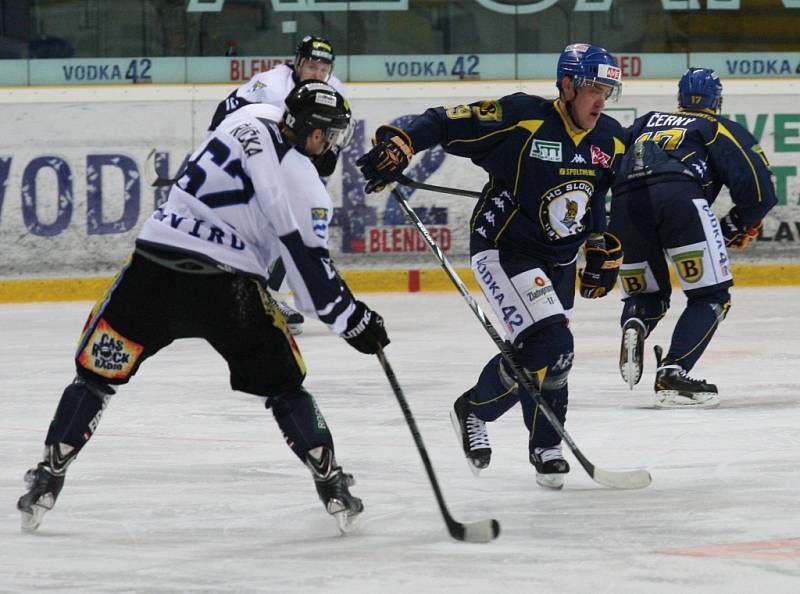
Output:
[615,108,777,227]
[404,93,625,264]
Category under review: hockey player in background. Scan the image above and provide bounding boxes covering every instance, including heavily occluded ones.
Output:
[356,44,624,490]
[611,67,777,408]
[17,81,388,534]
[208,35,346,334]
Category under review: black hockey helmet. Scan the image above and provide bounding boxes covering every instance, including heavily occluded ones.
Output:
[294,35,335,68]
[283,80,352,149]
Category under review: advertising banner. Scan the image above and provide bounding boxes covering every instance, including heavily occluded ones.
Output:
[1,81,798,279]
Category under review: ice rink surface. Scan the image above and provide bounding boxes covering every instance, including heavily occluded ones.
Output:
[1,286,799,593]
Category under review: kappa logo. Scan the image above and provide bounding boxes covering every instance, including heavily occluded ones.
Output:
[530,140,562,162]
[590,145,611,168]
[571,153,587,164]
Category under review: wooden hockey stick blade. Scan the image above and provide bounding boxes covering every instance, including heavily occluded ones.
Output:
[592,467,652,490]
[143,148,159,187]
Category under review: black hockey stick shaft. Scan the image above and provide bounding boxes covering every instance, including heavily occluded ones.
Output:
[375,347,500,543]
[389,183,651,490]
[397,174,481,199]
[145,149,181,187]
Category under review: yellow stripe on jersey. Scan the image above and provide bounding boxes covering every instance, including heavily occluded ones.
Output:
[554,99,592,146]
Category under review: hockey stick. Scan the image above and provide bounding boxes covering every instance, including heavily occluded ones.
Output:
[144,149,180,187]
[376,346,501,543]
[389,183,652,490]
[398,174,482,199]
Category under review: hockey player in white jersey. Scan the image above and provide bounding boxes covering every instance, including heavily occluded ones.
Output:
[208,35,345,334]
[17,80,389,535]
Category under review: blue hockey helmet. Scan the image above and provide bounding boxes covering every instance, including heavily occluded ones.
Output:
[556,43,622,102]
[678,67,723,113]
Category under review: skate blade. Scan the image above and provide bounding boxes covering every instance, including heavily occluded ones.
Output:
[333,509,361,535]
[449,409,483,477]
[20,505,48,533]
[654,391,720,409]
[536,473,565,490]
[620,328,642,390]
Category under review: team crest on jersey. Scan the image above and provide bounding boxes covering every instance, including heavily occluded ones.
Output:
[311,207,329,239]
[590,145,611,168]
[530,140,562,162]
[77,319,143,380]
[672,250,705,283]
[539,180,593,239]
[619,268,647,295]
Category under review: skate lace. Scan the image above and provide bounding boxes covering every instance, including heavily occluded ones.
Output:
[677,368,707,384]
[535,445,564,464]
[277,301,299,317]
[465,414,490,450]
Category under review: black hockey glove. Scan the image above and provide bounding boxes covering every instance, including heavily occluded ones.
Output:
[341,301,390,355]
[720,207,762,251]
[579,232,623,299]
[312,144,340,177]
[355,125,413,194]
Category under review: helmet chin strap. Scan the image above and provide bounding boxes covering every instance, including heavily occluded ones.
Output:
[561,87,584,133]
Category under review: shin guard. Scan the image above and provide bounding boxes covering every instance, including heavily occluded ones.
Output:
[268,388,334,462]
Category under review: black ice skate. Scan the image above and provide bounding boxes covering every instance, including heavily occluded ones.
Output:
[17,463,65,532]
[620,318,646,390]
[450,392,491,476]
[653,346,719,409]
[277,299,304,335]
[530,445,570,490]
[306,447,363,534]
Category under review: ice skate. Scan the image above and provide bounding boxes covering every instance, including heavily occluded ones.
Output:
[530,445,570,490]
[450,392,491,475]
[620,318,646,389]
[277,299,304,335]
[653,346,719,409]
[17,463,65,532]
[306,447,363,534]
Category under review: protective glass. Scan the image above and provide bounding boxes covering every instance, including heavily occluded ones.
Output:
[324,119,354,149]
[575,77,622,102]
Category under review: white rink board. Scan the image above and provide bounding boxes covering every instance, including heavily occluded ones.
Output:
[1,80,799,278]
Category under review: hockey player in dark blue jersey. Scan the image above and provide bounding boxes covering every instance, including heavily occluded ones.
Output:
[357,44,625,489]
[611,67,777,408]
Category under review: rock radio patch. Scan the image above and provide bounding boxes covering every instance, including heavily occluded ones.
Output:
[77,319,143,380]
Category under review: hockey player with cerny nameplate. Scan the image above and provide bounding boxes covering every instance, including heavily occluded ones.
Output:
[17,81,388,535]
[611,67,777,409]
[357,43,626,490]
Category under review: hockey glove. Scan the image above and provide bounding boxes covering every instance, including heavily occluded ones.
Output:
[341,301,390,355]
[355,125,413,194]
[579,232,623,299]
[720,207,762,251]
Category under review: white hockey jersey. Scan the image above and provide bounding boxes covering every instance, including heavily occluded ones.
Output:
[209,64,346,131]
[138,103,356,334]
